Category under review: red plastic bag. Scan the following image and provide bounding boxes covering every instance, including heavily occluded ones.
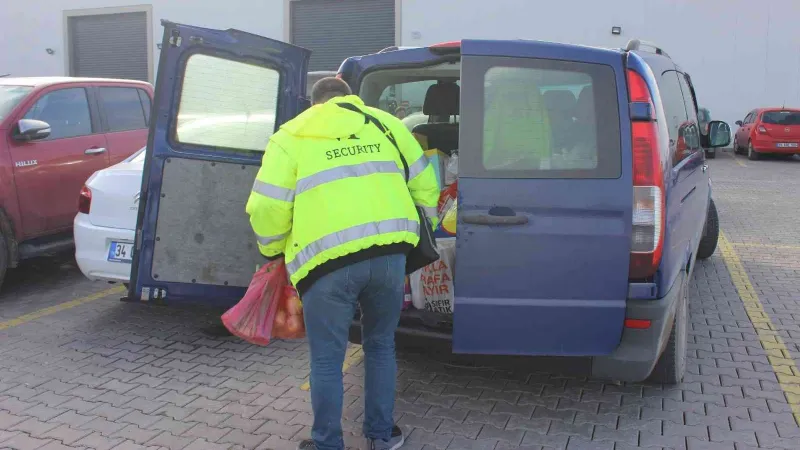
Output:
[221,259,286,346]
[272,285,306,339]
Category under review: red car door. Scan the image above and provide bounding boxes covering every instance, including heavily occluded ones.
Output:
[8,85,109,237]
[744,111,757,142]
[96,84,153,165]
[737,111,753,146]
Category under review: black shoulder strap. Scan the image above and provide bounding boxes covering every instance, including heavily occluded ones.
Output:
[337,102,409,181]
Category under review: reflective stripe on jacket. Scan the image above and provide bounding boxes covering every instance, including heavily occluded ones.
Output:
[246,95,440,291]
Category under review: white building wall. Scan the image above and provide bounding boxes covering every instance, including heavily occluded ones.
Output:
[0,0,285,82]
[400,0,800,126]
[1,0,798,126]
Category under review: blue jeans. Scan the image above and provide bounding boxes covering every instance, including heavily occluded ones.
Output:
[302,254,405,450]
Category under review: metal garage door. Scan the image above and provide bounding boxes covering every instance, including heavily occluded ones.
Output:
[291,0,395,71]
[69,12,149,81]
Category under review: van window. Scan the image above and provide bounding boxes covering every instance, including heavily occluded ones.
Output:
[359,63,461,130]
[658,71,689,166]
[676,73,701,160]
[460,56,621,178]
[175,54,280,153]
[364,79,460,128]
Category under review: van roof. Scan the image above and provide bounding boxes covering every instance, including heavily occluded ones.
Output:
[0,77,152,88]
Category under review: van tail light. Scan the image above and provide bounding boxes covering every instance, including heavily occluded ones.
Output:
[757,125,768,134]
[78,185,92,215]
[627,69,665,280]
[624,319,652,329]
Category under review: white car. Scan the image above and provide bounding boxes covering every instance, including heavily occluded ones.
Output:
[74,148,144,284]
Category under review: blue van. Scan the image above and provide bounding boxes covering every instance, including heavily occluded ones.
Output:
[129,22,730,384]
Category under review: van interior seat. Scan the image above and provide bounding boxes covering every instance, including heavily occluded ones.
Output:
[412,81,459,154]
[570,86,596,148]
[483,76,551,169]
[543,90,577,150]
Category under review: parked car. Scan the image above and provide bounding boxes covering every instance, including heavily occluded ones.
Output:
[0,77,153,289]
[733,108,800,160]
[129,23,730,384]
[74,148,144,284]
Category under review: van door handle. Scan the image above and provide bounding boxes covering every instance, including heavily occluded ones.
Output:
[85,147,107,155]
[681,186,696,204]
[462,213,529,226]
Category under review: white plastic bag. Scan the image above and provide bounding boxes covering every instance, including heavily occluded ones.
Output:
[410,238,455,313]
[445,152,458,186]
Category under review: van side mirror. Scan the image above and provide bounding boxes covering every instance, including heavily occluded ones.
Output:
[708,121,731,148]
[735,120,743,127]
[14,119,51,142]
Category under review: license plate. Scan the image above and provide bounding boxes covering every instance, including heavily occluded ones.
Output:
[777,143,799,148]
[108,241,134,263]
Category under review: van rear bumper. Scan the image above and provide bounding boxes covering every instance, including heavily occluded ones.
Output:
[590,271,685,382]
[349,273,684,383]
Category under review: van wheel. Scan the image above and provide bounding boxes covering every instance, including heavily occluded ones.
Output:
[748,141,760,160]
[0,230,7,291]
[697,200,719,260]
[649,281,688,384]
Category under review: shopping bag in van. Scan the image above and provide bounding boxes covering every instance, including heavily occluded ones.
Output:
[221,259,285,346]
[410,238,456,313]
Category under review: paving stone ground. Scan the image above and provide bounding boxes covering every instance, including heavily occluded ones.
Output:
[1,150,800,449]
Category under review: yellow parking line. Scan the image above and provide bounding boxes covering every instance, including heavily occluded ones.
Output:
[0,286,124,331]
[735,158,748,168]
[719,232,800,426]
[732,242,800,251]
[300,346,364,391]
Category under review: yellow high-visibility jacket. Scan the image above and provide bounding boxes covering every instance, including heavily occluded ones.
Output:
[246,95,440,293]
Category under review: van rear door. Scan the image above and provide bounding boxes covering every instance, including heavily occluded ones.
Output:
[129,21,310,305]
[454,40,632,355]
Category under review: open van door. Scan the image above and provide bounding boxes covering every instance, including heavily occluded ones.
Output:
[129,21,310,306]
[454,40,633,355]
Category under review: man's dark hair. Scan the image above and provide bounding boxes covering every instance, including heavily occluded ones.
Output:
[311,77,352,105]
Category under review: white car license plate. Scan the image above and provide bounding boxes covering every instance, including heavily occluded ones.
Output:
[108,241,134,263]
[777,143,799,148]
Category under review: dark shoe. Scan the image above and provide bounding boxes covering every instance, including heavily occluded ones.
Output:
[297,439,316,450]
[368,425,404,450]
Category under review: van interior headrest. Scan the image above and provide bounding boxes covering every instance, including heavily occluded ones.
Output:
[423,81,460,117]
[543,90,577,113]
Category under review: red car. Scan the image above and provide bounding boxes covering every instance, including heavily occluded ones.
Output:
[733,108,800,160]
[0,77,153,289]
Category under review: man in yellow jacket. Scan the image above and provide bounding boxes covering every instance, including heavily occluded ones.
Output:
[246,78,439,450]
